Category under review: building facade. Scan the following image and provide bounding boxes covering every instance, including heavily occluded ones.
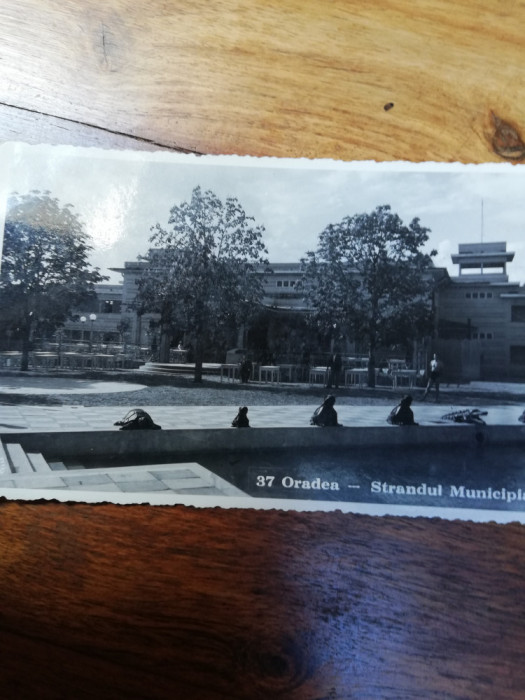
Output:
[60,283,124,346]
[58,240,525,380]
[434,242,525,380]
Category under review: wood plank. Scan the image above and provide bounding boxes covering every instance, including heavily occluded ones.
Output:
[0,501,524,699]
[0,0,523,161]
[0,103,173,152]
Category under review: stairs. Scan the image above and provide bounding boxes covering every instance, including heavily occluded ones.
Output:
[0,439,246,497]
[0,440,81,477]
[0,441,73,489]
[0,440,74,490]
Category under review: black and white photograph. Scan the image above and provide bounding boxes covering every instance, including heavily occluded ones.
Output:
[1,142,525,522]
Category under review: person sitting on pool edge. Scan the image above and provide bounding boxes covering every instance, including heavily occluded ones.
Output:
[232,406,250,428]
[387,395,418,426]
[310,395,342,427]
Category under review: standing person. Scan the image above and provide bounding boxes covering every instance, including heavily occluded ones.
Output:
[326,352,342,389]
[300,347,311,383]
[239,355,252,384]
[422,353,442,401]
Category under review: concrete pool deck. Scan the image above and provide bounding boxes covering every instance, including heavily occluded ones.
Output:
[0,401,524,434]
[0,372,524,431]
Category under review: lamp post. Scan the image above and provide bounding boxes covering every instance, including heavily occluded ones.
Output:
[89,313,97,351]
[80,313,97,352]
[55,329,63,367]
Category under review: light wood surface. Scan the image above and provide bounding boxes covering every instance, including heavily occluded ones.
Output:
[0,0,523,160]
[1,2,525,698]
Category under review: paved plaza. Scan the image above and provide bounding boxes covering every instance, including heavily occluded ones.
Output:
[0,373,525,432]
[1,401,525,434]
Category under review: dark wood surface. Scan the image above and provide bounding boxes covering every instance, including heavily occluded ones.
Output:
[1,2,525,698]
[2,501,525,699]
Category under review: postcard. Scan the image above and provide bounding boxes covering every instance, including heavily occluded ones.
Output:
[0,142,524,523]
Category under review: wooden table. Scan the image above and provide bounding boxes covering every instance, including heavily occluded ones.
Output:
[309,366,329,385]
[345,368,369,387]
[1,2,524,698]
[219,363,239,382]
[0,351,22,368]
[258,365,281,383]
[392,369,418,389]
[279,363,303,383]
[31,352,59,369]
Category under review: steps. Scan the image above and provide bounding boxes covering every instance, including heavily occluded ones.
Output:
[0,440,67,490]
[0,441,82,476]
[1,441,52,475]
[5,443,39,474]
[0,441,11,477]
[0,439,246,497]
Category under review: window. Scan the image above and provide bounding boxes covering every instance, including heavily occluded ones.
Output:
[283,281,289,287]
[487,292,493,298]
[472,292,478,299]
[466,292,471,298]
[277,281,283,287]
[510,346,525,365]
[511,306,525,322]
[479,292,485,299]
[102,300,121,314]
[487,333,493,339]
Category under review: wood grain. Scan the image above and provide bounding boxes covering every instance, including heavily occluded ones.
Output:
[1,1,525,697]
[0,0,523,161]
[1,500,525,699]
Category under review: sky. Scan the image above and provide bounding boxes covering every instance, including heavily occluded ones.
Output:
[1,143,524,285]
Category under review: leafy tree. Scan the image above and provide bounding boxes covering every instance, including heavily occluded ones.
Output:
[301,205,436,386]
[0,191,106,370]
[135,186,269,382]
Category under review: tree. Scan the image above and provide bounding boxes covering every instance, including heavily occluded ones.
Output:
[301,205,436,386]
[135,186,269,382]
[0,191,106,370]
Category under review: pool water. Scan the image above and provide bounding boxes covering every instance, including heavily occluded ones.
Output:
[82,442,525,510]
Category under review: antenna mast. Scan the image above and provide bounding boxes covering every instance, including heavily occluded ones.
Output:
[481,199,484,242]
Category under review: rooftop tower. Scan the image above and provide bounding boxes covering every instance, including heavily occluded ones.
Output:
[450,241,514,283]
